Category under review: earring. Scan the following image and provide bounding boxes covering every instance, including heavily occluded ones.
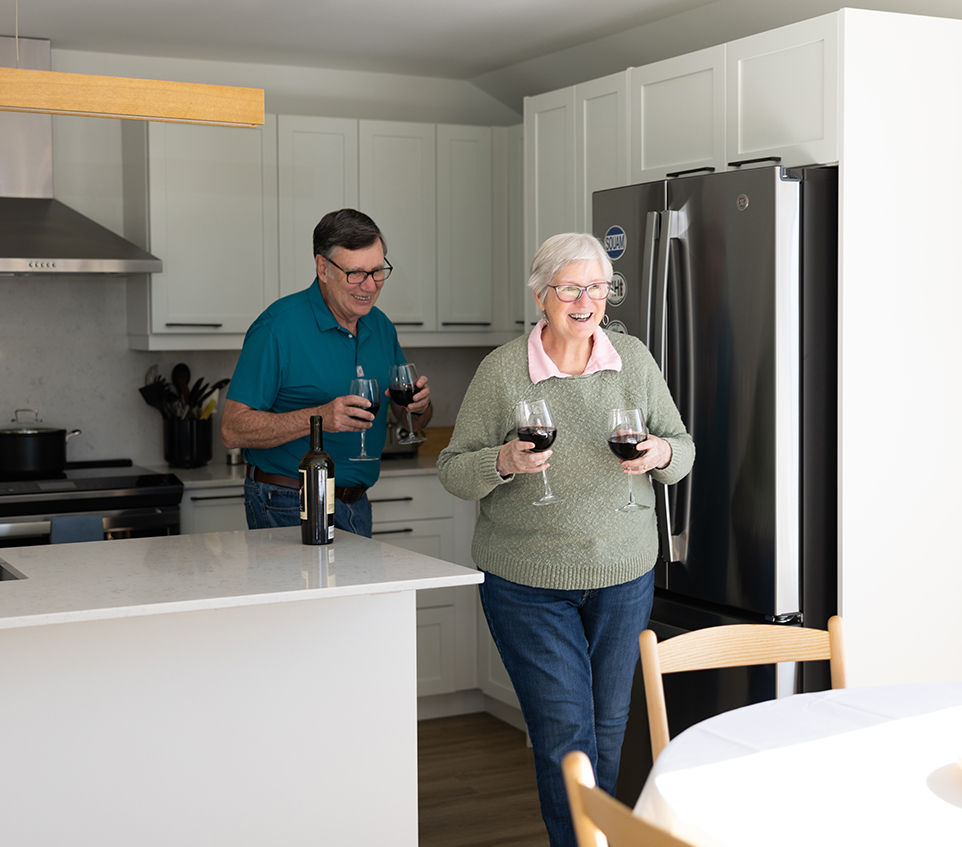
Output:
[601,314,610,327]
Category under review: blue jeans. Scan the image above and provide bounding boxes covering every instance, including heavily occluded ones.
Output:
[479,569,655,847]
[243,478,373,537]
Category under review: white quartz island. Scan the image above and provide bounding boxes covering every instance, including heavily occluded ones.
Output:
[0,528,483,846]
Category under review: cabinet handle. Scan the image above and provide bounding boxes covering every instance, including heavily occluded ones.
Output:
[441,322,492,327]
[393,322,424,327]
[666,167,716,178]
[369,496,415,504]
[165,322,224,328]
[727,156,782,168]
[372,528,415,535]
[189,494,246,502]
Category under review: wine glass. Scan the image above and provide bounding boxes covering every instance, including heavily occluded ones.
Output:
[608,408,650,512]
[349,378,380,461]
[388,363,427,445]
[515,398,563,506]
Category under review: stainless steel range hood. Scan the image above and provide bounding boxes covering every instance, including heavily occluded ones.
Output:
[0,36,162,276]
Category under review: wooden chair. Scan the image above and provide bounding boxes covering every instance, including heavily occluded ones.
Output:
[562,750,696,847]
[639,615,846,762]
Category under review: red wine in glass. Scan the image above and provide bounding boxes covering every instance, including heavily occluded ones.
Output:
[517,426,557,452]
[608,433,647,460]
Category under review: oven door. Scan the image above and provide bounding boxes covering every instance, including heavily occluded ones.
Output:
[0,506,180,547]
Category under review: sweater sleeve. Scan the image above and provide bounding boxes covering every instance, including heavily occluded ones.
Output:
[437,346,519,502]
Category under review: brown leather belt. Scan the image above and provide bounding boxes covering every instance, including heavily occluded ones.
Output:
[247,464,368,504]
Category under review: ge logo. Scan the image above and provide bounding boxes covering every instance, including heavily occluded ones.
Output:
[607,272,627,307]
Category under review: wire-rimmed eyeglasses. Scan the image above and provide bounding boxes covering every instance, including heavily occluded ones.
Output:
[548,282,611,302]
[327,256,394,285]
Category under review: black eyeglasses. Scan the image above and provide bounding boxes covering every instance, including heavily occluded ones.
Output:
[548,282,611,302]
[327,257,393,285]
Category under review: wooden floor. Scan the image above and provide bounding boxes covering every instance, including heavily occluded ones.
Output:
[418,712,550,847]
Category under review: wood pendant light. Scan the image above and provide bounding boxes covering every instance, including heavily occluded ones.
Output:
[0,66,264,127]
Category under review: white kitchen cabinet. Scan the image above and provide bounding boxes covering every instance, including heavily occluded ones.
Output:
[524,85,576,267]
[575,71,630,233]
[122,117,279,351]
[359,120,437,332]
[436,124,494,333]
[726,14,838,168]
[277,115,358,299]
[178,484,247,534]
[629,46,726,183]
[368,472,476,698]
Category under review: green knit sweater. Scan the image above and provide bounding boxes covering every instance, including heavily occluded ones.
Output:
[437,331,694,590]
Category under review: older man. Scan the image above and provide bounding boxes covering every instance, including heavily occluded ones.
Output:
[222,208,432,536]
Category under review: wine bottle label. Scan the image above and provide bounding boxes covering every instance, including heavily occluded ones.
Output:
[327,477,335,516]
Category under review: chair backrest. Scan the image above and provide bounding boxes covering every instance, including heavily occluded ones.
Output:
[562,750,696,847]
[639,615,846,762]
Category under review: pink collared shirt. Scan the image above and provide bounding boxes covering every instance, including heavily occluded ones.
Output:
[527,319,623,383]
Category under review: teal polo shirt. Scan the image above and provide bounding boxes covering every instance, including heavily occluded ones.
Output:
[226,279,405,488]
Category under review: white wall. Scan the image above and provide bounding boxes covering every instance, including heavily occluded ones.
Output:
[838,10,962,684]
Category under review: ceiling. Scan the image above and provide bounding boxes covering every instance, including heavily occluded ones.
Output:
[4,0,716,79]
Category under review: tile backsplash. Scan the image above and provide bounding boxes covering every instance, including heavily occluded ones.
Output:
[0,277,495,468]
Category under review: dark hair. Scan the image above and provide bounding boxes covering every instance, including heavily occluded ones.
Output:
[312,209,387,259]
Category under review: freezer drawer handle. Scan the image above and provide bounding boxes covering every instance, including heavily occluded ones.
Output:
[766,613,804,625]
[165,322,224,328]
[728,156,782,168]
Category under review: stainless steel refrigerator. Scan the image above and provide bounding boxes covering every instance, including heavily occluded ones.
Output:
[593,165,839,800]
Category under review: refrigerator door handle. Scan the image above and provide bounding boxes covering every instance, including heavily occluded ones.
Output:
[649,210,675,566]
[639,211,661,349]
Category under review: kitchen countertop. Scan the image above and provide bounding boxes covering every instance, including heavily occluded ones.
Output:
[0,526,482,631]
[153,453,441,489]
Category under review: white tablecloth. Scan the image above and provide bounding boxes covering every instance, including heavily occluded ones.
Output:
[634,682,962,846]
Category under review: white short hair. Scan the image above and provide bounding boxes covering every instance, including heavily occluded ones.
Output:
[527,233,613,299]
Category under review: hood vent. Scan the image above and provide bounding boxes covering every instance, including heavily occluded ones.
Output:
[0,36,162,276]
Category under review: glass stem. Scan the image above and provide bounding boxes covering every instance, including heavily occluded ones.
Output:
[541,467,554,500]
[627,473,636,506]
[407,409,416,436]
[359,429,367,457]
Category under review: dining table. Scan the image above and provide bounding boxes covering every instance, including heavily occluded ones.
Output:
[634,681,962,846]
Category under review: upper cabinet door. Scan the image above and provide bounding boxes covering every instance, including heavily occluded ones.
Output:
[524,87,576,331]
[629,46,726,183]
[143,118,278,337]
[575,71,630,233]
[524,87,577,266]
[437,125,493,332]
[277,116,358,299]
[726,14,838,168]
[359,121,437,331]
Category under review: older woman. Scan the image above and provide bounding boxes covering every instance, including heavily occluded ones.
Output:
[437,233,694,847]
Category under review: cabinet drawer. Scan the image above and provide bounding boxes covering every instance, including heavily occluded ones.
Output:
[367,474,453,522]
[180,485,247,534]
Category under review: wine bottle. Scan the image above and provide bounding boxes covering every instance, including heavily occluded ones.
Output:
[299,415,335,545]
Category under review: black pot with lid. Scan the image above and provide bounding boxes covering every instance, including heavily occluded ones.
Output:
[0,409,82,479]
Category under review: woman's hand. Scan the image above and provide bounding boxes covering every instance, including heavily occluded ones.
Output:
[620,434,672,474]
[496,438,551,477]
